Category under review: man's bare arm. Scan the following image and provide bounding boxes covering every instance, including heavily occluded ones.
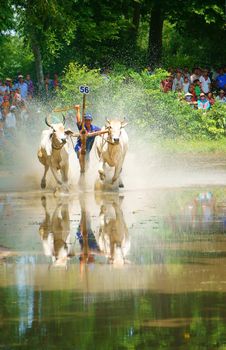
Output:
[75,105,81,125]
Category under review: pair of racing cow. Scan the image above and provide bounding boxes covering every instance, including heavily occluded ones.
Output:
[37,105,128,190]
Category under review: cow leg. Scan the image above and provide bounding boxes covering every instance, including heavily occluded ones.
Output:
[60,166,69,192]
[50,166,63,185]
[119,177,124,188]
[112,165,122,184]
[41,165,49,189]
[60,166,68,184]
[98,159,106,181]
[119,169,124,188]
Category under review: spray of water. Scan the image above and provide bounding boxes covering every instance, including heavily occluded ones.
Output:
[1,76,225,193]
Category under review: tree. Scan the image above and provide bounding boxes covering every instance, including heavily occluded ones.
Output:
[146,0,226,67]
[14,0,77,93]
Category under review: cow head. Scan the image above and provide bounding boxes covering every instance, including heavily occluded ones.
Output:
[105,119,128,144]
[45,115,73,148]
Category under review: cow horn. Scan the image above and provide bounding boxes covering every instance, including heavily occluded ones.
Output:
[62,113,66,125]
[121,118,128,128]
[45,115,53,129]
[106,118,110,124]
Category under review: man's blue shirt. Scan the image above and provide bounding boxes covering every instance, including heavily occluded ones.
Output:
[75,123,101,153]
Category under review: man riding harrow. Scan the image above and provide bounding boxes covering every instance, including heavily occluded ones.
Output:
[37,86,128,190]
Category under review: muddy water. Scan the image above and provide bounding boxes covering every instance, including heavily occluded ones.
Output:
[1,188,226,349]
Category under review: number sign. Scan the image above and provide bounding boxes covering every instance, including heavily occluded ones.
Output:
[79,86,90,94]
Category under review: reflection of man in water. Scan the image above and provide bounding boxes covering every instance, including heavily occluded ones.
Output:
[76,213,101,265]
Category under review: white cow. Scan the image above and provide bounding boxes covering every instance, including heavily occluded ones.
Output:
[37,116,74,190]
[95,119,128,187]
[39,196,75,267]
[97,195,130,266]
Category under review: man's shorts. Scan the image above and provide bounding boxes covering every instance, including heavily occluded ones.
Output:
[74,144,90,160]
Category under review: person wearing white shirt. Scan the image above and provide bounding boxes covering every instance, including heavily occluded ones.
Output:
[0,81,10,104]
[5,106,17,137]
[216,90,226,103]
[199,69,211,94]
[13,75,28,100]
[172,72,184,92]
[182,76,190,93]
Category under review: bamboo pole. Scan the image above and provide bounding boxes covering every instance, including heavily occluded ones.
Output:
[80,94,87,173]
[53,105,77,113]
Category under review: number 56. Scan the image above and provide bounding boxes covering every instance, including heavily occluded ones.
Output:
[79,86,90,94]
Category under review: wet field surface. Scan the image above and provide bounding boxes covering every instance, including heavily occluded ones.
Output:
[1,186,226,349]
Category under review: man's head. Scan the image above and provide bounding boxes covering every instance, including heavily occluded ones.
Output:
[84,113,92,128]
[26,74,30,80]
[219,90,225,96]
[18,74,23,82]
[200,92,206,100]
[6,78,11,85]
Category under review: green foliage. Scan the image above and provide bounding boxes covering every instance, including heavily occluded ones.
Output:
[57,64,226,140]
[0,34,34,79]
[57,62,105,106]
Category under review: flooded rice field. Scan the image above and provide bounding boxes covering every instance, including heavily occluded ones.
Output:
[1,183,226,349]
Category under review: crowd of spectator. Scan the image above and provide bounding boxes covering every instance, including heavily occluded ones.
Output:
[0,72,61,145]
[1,66,226,150]
[160,66,226,110]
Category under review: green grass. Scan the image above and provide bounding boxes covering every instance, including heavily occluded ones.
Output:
[154,138,226,155]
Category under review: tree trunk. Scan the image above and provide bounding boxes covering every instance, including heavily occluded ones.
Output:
[31,38,44,95]
[131,0,141,44]
[148,3,164,67]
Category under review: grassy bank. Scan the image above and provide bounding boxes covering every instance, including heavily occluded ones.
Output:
[155,138,226,155]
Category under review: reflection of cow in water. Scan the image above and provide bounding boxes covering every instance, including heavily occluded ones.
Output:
[97,195,130,266]
[39,196,75,267]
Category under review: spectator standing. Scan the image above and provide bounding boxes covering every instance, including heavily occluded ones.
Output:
[215,68,226,91]
[190,68,201,83]
[53,73,61,91]
[44,74,53,98]
[5,78,13,104]
[25,74,34,99]
[0,80,10,105]
[1,95,10,112]
[14,75,28,100]
[183,67,190,80]
[160,76,173,92]
[182,76,190,93]
[12,89,22,107]
[4,106,16,138]
[199,69,211,94]
[194,79,202,97]
[5,78,13,93]
[172,71,184,92]
[216,90,226,103]
[197,93,210,110]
